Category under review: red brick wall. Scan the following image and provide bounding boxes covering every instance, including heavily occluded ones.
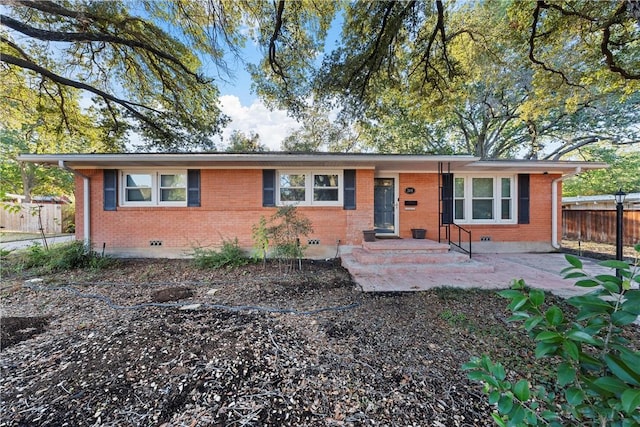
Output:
[74,169,559,253]
[75,168,376,252]
[396,173,561,243]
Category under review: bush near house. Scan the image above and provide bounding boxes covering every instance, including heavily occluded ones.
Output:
[464,246,640,426]
[10,241,112,272]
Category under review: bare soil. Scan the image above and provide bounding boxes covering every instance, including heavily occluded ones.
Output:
[0,258,637,426]
[561,239,638,261]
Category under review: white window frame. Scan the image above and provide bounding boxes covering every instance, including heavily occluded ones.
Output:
[276,170,343,206]
[120,170,188,207]
[453,174,516,224]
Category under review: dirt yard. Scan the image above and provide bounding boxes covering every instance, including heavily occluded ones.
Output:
[0,258,637,426]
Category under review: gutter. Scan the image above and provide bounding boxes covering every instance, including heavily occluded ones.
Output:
[551,167,581,249]
[58,161,90,247]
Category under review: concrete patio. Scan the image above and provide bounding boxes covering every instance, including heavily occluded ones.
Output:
[341,239,628,299]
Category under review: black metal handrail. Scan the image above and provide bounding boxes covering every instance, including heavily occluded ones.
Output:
[448,223,472,258]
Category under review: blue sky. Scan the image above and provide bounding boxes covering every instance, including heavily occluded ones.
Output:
[215,16,344,151]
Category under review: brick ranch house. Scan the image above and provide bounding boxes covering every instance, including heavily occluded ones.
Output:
[19,153,606,258]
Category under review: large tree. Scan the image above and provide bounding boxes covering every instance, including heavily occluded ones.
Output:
[1,0,241,151]
[252,0,640,158]
[1,68,122,200]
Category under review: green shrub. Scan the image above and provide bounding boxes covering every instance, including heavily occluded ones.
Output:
[464,246,640,426]
[192,238,251,269]
[251,215,269,267]
[18,241,112,272]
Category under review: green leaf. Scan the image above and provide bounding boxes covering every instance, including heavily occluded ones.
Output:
[565,254,583,269]
[535,331,563,343]
[513,380,530,401]
[568,295,612,313]
[621,389,640,415]
[557,362,576,387]
[529,289,545,307]
[593,376,628,395]
[566,329,600,345]
[562,340,580,361]
[508,294,529,311]
[565,387,585,405]
[604,354,640,386]
[601,280,621,293]
[544,306,564,325]
[497,394,513,413]
[524,315,544,331]
[491,363,507,381]
[507,312,530,322]
[466,370,487,381]
[617,347,640,373]
[498,289,524,299]
[599,260,630,270]
[621,295,640,315]
[535,341,559,358]
[491,412,507,427]
[507,404,525,426]
[611,310,639,326]
[489,390,501,405]
[574,278,601,287]
[564,271,589,279]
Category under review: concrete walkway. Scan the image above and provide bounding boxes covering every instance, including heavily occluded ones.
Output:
[0,234,75,251]
[343,249,630,299]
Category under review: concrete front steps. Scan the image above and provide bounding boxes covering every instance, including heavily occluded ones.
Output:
[341,239,494,292]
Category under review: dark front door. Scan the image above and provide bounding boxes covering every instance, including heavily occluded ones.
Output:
[374,178,396,234]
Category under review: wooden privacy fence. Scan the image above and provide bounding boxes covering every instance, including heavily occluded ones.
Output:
[563,209,640,246]
[0,203,74,234]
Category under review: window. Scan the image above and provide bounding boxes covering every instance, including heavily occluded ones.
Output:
[454,177,465,220]
[279,173,306,202]
[501,178,512,220]
[472,178,494,220]
[121,171,187,206]
[453,175,515,224]
[277,171,342,206]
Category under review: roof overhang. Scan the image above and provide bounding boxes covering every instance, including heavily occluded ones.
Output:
[17,153,608,174]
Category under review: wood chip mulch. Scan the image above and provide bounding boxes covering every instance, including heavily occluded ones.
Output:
[2,258,634,426]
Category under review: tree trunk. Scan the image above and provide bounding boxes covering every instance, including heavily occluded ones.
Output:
[19,161,35,203]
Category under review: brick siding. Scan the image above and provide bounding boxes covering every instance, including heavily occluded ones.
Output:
[74,169,559,254]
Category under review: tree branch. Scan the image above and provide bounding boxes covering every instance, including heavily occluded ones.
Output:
[1,53,169,138]
[268,0,287,81]
[0,13,209,84]
[600,1,639,79]
[528,1,582,87]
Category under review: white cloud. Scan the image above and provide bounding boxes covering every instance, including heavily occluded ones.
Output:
[219,95,300,151]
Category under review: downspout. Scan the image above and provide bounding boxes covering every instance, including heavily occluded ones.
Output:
[59,161,90,247]
[551,167,581,249]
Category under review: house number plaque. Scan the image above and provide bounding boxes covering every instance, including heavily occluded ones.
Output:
[404,187,416,194]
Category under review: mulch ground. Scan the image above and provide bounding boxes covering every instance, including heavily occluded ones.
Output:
[0,257,637,426]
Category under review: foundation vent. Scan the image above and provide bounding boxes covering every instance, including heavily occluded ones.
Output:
[480,236,492,242]
[307,239,320,245]
[150,240,163,246]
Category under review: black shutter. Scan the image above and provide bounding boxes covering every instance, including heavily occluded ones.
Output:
[343,169,356,210]
[187,169,201,207]
[263,169,276,207]
[441,173,453,224]
[518,173,530,224]
[103,169,117,211]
